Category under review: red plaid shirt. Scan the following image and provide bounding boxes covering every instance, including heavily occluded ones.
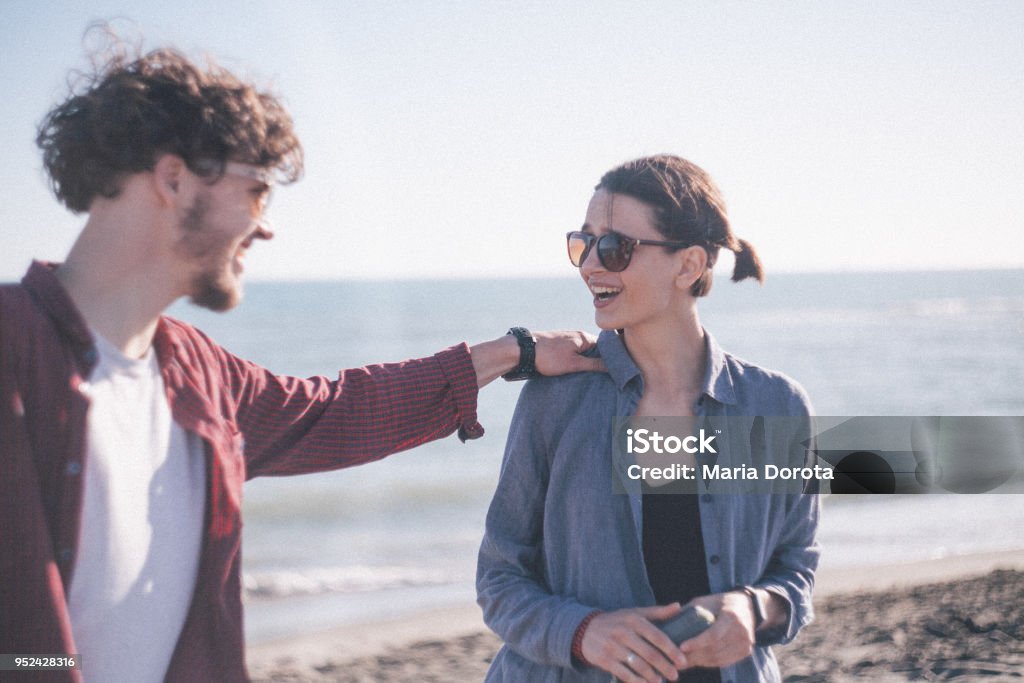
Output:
[0,261,484,682]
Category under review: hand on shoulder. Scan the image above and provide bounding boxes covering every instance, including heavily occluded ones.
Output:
[533,330,605,376]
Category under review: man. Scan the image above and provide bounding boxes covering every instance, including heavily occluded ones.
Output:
[0,45,600,682]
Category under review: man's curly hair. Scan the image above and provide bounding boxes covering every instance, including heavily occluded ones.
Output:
[36,43,303,213]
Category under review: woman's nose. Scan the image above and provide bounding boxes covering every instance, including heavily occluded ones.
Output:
[578,241,603,276]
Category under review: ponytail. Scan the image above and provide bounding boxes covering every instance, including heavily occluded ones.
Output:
[731,238,764,284]
[689,238,763,297]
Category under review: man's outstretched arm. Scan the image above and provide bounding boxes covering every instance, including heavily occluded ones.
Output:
[170,322,604,477]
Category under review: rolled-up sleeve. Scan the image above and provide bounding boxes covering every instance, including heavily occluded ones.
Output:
[754,490,820,646]
[754,389,821,646]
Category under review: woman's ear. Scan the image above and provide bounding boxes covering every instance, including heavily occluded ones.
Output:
[675,245,707,291]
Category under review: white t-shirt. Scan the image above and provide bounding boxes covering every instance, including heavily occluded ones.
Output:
[67,332,206,683]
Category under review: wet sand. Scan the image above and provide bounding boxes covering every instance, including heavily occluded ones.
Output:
[248,550,1024,682]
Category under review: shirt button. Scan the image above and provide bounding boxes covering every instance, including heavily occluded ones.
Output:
[709,554,721,565]
[82,347,98,364]
[701,494,712,503]
[58,548,73,564]
[11,391,25,417]
[66,461,82,476]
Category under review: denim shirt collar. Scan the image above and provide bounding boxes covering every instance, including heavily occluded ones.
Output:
[596,328,737,406]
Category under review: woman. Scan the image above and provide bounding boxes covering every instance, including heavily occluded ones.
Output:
[477,155,820,682]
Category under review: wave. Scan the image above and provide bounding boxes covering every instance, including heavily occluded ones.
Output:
[885,296,1024,318]
[242,564,453,601]
[717,296,1024,327]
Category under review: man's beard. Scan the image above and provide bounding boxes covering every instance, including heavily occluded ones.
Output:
[190,270,238,312]
[177,194,242,312]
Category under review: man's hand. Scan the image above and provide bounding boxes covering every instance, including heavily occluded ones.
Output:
[533,330,604,376]
[676,591,757,669]
[470,329,604,387]
[580,604,687,683]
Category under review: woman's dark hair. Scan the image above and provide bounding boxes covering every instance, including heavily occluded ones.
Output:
[36,34,303,213]
[596,154,763,296]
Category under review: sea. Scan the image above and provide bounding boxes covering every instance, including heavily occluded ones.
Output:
[167,269,1024,644]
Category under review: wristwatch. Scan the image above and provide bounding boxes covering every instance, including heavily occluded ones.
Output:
[741,586,767,631]
[502,327,538,381]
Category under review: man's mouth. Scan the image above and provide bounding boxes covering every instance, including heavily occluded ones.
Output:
[233,245,249,273]
[233,232,260,270]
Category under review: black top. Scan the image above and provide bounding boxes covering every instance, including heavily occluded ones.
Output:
[642,480,722,683]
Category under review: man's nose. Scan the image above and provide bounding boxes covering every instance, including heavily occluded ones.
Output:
[254,222,274,241]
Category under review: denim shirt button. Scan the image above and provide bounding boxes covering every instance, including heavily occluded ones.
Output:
[66,461,82,476]
[58,548,73,564]
[709,554,720,565]
[701,493,712,503]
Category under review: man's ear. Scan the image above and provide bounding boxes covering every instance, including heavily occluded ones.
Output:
[675,245,708,291]
[151,154,188,206]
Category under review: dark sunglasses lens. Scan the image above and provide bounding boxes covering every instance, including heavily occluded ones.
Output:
[567,233,592,267]
[597,233,631,271]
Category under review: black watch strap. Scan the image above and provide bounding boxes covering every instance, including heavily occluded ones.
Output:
[502,327,538,381]
[741,586,767,631]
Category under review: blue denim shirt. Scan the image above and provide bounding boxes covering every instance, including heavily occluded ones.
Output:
[477,330,821,683]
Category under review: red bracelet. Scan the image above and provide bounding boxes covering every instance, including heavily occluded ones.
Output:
[571,610,602,666]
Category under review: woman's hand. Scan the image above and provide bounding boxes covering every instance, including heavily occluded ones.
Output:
[677,591,757,669]
[580,603,688,682]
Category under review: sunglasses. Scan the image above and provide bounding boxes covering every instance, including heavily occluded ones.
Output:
[222,161,276,187]
[566,231,691,272]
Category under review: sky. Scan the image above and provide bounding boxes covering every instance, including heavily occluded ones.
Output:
[1,1,1022,281]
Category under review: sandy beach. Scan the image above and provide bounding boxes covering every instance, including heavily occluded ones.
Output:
[247,549,1024,682]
